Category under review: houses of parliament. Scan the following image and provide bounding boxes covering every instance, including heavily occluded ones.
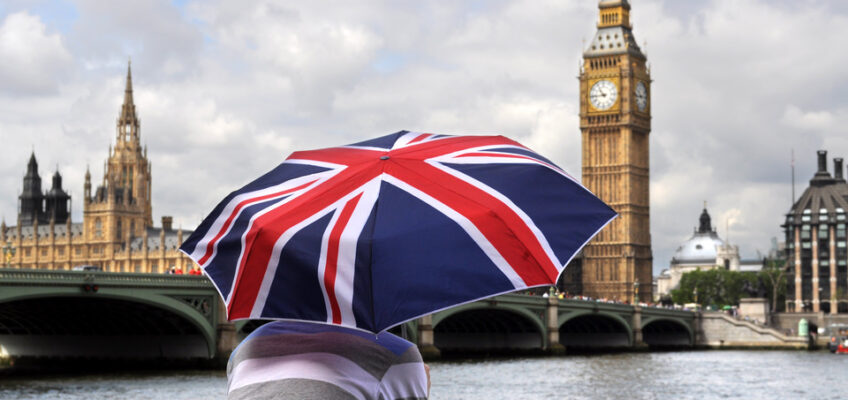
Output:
[1,63,194,273]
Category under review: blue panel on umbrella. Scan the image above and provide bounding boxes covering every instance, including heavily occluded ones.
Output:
[201,196,291,300]
[181,162,330,256]
[369,182,515,332]
[259,212,333,322]
[444,162,616,267]
[347,131,407,149]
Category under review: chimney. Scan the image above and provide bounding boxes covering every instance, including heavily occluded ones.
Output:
[817,150,828,174]
[836,158,845,181]
[161,216,173,231]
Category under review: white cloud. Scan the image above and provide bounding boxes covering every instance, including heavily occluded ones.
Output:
[2,0,848,277]
[0,12,72,95]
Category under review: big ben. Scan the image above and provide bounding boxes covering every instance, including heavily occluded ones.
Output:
[579,0,652,302]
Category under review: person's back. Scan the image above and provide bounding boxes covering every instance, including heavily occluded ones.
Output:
[227,320,429,400]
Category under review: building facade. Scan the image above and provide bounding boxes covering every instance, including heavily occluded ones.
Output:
[1,64,194,273]
[579,0,653,302]
[655,207,763,299]
[784,150,848,314]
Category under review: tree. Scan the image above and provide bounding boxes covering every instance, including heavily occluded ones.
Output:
[670,267,761,309]
[758,258,788,313]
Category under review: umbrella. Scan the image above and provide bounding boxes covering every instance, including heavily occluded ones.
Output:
[180,131,616,333]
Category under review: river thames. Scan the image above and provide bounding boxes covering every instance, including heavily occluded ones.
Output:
[1,350,845,399]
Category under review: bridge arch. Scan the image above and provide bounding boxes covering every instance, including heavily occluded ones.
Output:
[558,311,632,348]
[641,318,693,347]
[433,303,546,351]
[0,290,216,359]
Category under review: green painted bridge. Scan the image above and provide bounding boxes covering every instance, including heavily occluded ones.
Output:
[0,269,696,362]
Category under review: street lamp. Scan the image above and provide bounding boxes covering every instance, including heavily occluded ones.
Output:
[633,280,640,304]
[2,241,15,268]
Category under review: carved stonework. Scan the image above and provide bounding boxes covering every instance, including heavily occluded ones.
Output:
[173,295,214,323]
[579,0,653,302]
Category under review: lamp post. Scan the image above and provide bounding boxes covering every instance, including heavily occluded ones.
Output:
[633,280,640,304]
[2,241,15,268]
[693,286,699,306]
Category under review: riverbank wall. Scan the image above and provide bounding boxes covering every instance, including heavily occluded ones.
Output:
[696,312,808,349]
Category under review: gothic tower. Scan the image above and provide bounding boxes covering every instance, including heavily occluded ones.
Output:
[83,61,153,262]
[579,0,653,302]
[19,152,45,226]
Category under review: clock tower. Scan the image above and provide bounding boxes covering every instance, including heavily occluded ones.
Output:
[579,0,652,302]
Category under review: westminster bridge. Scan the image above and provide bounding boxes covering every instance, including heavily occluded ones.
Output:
[0,269,696,364]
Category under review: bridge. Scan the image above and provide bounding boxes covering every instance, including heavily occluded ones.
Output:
[0,269,696,364]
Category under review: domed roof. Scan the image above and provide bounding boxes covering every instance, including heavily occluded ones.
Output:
[671,207,725,265]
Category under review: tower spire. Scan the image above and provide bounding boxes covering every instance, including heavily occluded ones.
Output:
[118,59,139,143]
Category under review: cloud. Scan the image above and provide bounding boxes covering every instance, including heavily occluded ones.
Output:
[0,12,72,95]
[2,0,848,278]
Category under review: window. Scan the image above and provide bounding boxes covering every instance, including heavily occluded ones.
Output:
[821,260,830,267]
[58,247,64,256]
[838,224,846,239]
[839,241,847,248]
[802,242,812,249]
[75,247,81,255]
[25,248,31,257]
[40,249,47,256]
[95,218,102,238]
[820,225,829,239]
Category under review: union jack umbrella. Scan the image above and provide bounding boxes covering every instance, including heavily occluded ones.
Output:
[180,131,616,333]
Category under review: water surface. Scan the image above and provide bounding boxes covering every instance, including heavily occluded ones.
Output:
[1,351,845,399]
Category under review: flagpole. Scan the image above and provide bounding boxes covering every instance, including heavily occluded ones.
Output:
[791,149,795,208]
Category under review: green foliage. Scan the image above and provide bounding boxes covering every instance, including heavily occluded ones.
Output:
[670,266,787,310]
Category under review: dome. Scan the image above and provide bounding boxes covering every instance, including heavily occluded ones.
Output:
[671,207,725,265]
[672,231,724,265]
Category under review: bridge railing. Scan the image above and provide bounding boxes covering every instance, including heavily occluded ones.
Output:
[0,268,215,289]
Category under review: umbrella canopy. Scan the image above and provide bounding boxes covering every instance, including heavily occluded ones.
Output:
[180,131,616,333]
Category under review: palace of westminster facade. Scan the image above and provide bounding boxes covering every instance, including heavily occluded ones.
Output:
[1,64,193,273]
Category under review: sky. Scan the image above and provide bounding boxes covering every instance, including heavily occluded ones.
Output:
[1,0,847,275]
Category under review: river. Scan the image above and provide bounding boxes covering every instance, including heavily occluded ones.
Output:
[1,350,845,399]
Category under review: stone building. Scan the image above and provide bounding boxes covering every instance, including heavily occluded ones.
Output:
[784,150,848,313]
[579,0,653,302]
[1,63,194,273]
[655,206,762,299]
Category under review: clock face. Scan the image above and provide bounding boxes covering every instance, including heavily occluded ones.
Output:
[589,80,618,111]
[635,81,648,112]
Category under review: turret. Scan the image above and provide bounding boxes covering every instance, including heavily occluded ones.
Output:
[698,206,713,234]
[19,152,45,226]
[44,169,70,224]
[84,166,92,203]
